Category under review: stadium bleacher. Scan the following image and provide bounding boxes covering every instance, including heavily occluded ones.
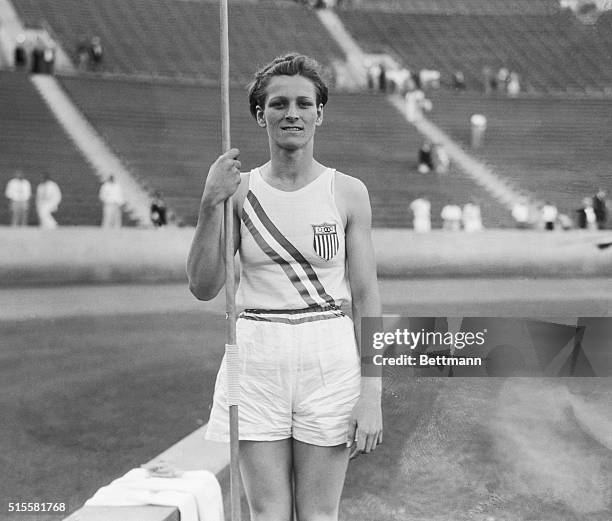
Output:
[0,71,104,226]
[338,9,612,94]
[11,0,344,82]
[427,90,612,218]
[59,75,511,228]
[15,0,612,95]
[344,0,562,15]
[3,0,610,229]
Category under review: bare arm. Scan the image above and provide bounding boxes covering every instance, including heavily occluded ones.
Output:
[187,149,242,301]
[338,175,383,457]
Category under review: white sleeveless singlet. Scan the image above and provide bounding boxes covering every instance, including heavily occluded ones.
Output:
[236,167,351,310]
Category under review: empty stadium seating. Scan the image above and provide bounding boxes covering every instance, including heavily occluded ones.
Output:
[344,0,561,15]
[339,9,612,94]
[12,0,344,83]
[11,0,612,95]
[5,0,610,229]
[59,76,511,228]
[427,90,612,219]
[0,72,104,226]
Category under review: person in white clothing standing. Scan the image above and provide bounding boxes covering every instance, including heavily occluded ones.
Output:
[541,201,558,231]
[99,175,124,228]
[441,203,462,231]
[511,196,530,229]
[410,196,431,232]
[462,201,483,232]
[36,173,62,228]
[4,170,31,226]
[187,54,382,521]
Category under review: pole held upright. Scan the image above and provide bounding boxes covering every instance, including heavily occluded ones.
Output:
[219,0,240,520]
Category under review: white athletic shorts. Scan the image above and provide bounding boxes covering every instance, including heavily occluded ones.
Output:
[205,307,361,446]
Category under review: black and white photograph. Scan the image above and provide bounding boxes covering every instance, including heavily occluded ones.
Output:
[1,0,611,520]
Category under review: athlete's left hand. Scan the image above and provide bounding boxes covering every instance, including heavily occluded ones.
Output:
[346,392,383,459]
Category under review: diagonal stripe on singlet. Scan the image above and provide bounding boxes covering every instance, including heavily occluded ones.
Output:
[242,209,318,308]
[246,191,336,305]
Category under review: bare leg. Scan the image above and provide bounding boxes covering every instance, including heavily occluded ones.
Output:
[293,439,350,521]
[10,202,18,226]
[240,439,294,521]
[102,204,111,227]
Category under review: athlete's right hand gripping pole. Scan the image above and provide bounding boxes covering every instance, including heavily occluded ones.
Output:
[219,0,240,520]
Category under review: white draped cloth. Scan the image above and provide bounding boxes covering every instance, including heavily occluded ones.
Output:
[85,468,224,521]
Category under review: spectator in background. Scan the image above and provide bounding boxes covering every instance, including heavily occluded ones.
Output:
[541,201,558,231]
[575,200,587,229]
[417,142,434,174]
[5,170,31,226]
[462,201,483,232]
[14,34,27,69]
[419,69,440,90]
[433,144,450,174]
[441,203,462,231]
[593,188,608,229]
[558,213,573,230]
[405,87,432,122]
[576,197,597,230]
[507,71,521,97]
[496,68,510,94]
[99,175,124,228]
[42,45,56,75]
[511,197,530,229]
[386,67,410,94]
[365,61,379,90]
[35,173,62,228]
[30,38,45,74]
[411,70,421,90]
[150,191,167,227]
[452,70,466,91]
[378,64,387,92]
[410,196,431,233]
[76,36,90,70]
[482,66,496,94]
[470,114,487,149]
[89,36,103,71]
[404,73,416,93]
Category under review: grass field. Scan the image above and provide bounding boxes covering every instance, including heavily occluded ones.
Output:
[342,377,612,521]
[1,283,611,521]
[1,311,223,521]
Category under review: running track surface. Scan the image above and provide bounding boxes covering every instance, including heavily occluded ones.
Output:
[1,278,611,321]
[1,280,611,521]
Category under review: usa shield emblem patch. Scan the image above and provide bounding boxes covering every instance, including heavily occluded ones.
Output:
[312,223,339,261]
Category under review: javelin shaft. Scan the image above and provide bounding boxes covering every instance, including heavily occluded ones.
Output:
[219,0,240,520]
[220,0,233,326]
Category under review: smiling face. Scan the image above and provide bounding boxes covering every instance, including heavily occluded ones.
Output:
[256,75,323,152]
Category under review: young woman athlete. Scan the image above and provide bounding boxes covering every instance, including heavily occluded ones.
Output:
[187,54,382,521]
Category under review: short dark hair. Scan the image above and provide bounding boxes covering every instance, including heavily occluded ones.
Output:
[247,53,328,119]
